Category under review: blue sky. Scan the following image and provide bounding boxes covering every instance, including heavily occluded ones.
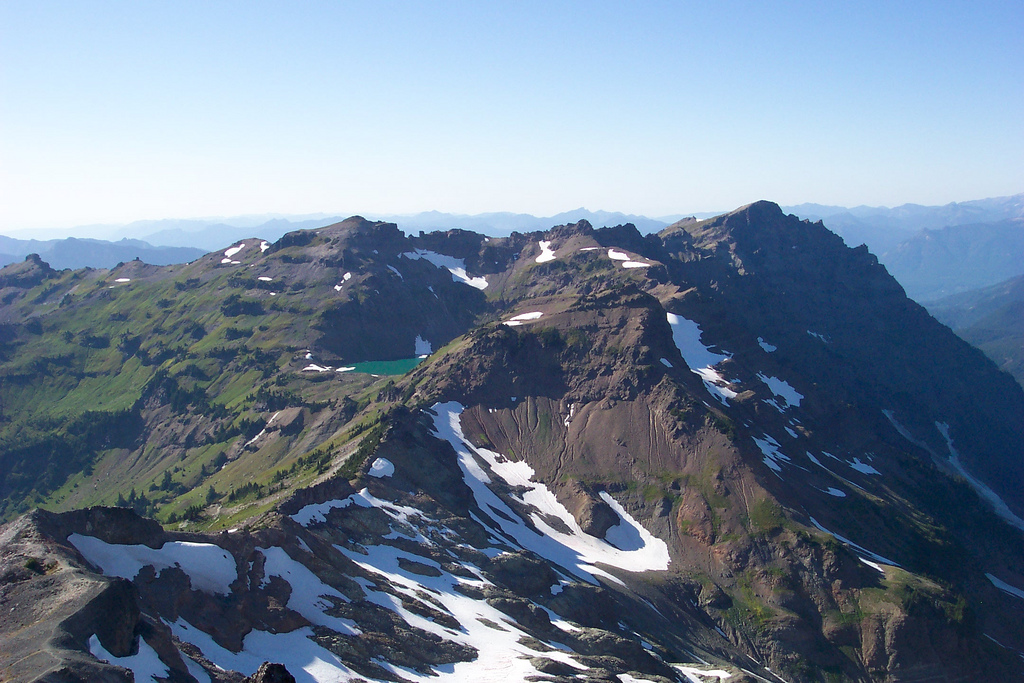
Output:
[1,1,1021,232]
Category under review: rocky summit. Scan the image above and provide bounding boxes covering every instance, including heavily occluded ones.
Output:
[2,202,1024,682]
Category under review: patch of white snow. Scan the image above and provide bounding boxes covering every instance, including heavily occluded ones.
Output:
[68,535,236,595]
[504,311,544,326]
[666,312,736,405]
[536,240,556,263]
[756,373,803,409]
[415,335,432,356]
[369,458,395,478]
[401,249,488,290]
[848,458,879,475]
[89,634,169,683]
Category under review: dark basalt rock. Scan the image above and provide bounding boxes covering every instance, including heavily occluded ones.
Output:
[486,550,558,597]
[246,662,296,683]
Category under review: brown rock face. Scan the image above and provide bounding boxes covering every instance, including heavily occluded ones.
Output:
[557,480,618,538]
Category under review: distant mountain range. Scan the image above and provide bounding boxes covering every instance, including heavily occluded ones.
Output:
[0,235,205,271]
[783,194,1024,301]
[783,193,1024,256]
[4,194,1022,302]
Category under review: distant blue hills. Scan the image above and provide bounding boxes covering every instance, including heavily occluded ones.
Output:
[3,193,1022,301]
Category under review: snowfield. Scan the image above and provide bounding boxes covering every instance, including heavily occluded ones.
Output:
[401,249,488,290]
[429,401,670,584]
[68,534,237,595]
[89,634,169,683]
[666,313,736,405]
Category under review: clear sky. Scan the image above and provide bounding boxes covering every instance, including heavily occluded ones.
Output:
[1,1,1021,232]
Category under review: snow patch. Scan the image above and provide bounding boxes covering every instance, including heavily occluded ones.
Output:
[753,435,790,474]
[401,249,488,290]
[114,277,131,283]
[169,618,358,683]
[536,240,556,263]
[607,249,630,260]
[660,358,673,368]
[823,487,846,498]
[68,534,236,595]
[302,364,332,372]
[673,666,734,682]
[369,457,395,478]
[935,421,1024,531]
[387,264,404,279]
[259,241,269,252]
[89,634,169,683]
[415,335,432,356]
[666,313,736,405]
[224,244,246,258]
[848,457,879,476]
[621,261,651,268]
[757,337,777,353]
[504,311,544,326]
[258,546,360,635]
[756,373,803,408]
[258,276,273,282]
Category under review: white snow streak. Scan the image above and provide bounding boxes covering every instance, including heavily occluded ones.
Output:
[986,573,1024,601]
[809,517,899,568]
[429,402,670,585]
[666,313,736,405]
[401,249,488,290]
[504,311,544,326]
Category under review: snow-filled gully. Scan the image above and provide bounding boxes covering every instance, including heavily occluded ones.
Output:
[428,401,670,585]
